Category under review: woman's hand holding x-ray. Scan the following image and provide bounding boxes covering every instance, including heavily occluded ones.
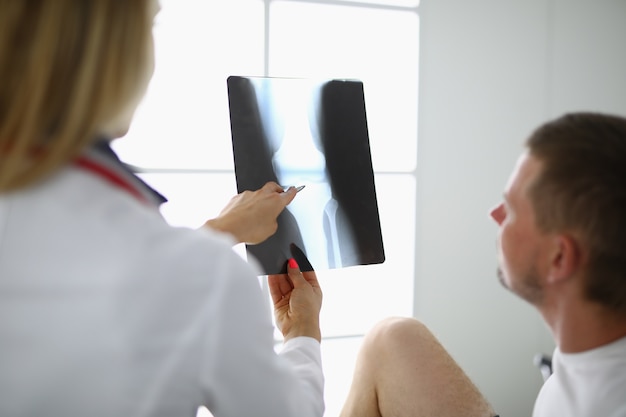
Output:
[268,258,322,342]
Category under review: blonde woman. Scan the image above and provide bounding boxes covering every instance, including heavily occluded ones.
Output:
[0,1,323,416]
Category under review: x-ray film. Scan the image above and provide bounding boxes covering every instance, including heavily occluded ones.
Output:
[227,75,385,275]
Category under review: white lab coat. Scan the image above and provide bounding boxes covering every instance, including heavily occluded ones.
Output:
[0,143,324,417]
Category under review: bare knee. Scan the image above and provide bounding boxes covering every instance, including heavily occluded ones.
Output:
[362,316,433,356]
[356,317,496,417]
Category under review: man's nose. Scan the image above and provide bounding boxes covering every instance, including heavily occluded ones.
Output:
[490,203,505,225]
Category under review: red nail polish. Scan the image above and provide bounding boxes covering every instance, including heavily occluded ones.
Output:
[288,258,299,269]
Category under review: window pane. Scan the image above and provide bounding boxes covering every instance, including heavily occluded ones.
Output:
[114,0,264,169]
[269,1,419,172]
[321,336,364,417]
[137,172,239,228]
[112,4,418,414]
[332,0,419,7]
[316,174,415,337]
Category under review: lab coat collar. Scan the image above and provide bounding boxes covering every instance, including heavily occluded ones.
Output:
[75,139,168,207]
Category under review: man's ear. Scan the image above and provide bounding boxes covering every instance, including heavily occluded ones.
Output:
[546,234,582,284]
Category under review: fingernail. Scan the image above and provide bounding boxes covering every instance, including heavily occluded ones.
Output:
[288,258,299,269]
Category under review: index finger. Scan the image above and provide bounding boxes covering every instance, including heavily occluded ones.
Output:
[261,182,297,206]
[279,186,298,205]
[262,181,284,193]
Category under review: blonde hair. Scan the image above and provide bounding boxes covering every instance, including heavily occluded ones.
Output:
[0,0,153,191]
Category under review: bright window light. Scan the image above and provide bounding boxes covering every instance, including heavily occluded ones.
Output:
[113,1,418,416]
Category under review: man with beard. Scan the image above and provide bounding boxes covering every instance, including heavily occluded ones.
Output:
[338,112,626,417]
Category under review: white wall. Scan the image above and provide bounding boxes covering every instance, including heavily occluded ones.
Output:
[414,0,626,416]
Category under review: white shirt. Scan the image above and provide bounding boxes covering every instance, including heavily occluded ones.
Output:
[533,335,626,417]
[0,143,324,417]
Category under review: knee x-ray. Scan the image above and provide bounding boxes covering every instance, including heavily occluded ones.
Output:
[227,75,385,275]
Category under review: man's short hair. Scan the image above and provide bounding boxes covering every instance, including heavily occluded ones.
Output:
[526,112,626,315]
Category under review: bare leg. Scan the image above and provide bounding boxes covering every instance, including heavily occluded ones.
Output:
[339,317,496,417]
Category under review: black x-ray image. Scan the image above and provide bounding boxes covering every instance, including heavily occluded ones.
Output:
[227,75,385,275]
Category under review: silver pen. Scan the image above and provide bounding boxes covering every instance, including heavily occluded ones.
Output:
[282,185,306,193]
